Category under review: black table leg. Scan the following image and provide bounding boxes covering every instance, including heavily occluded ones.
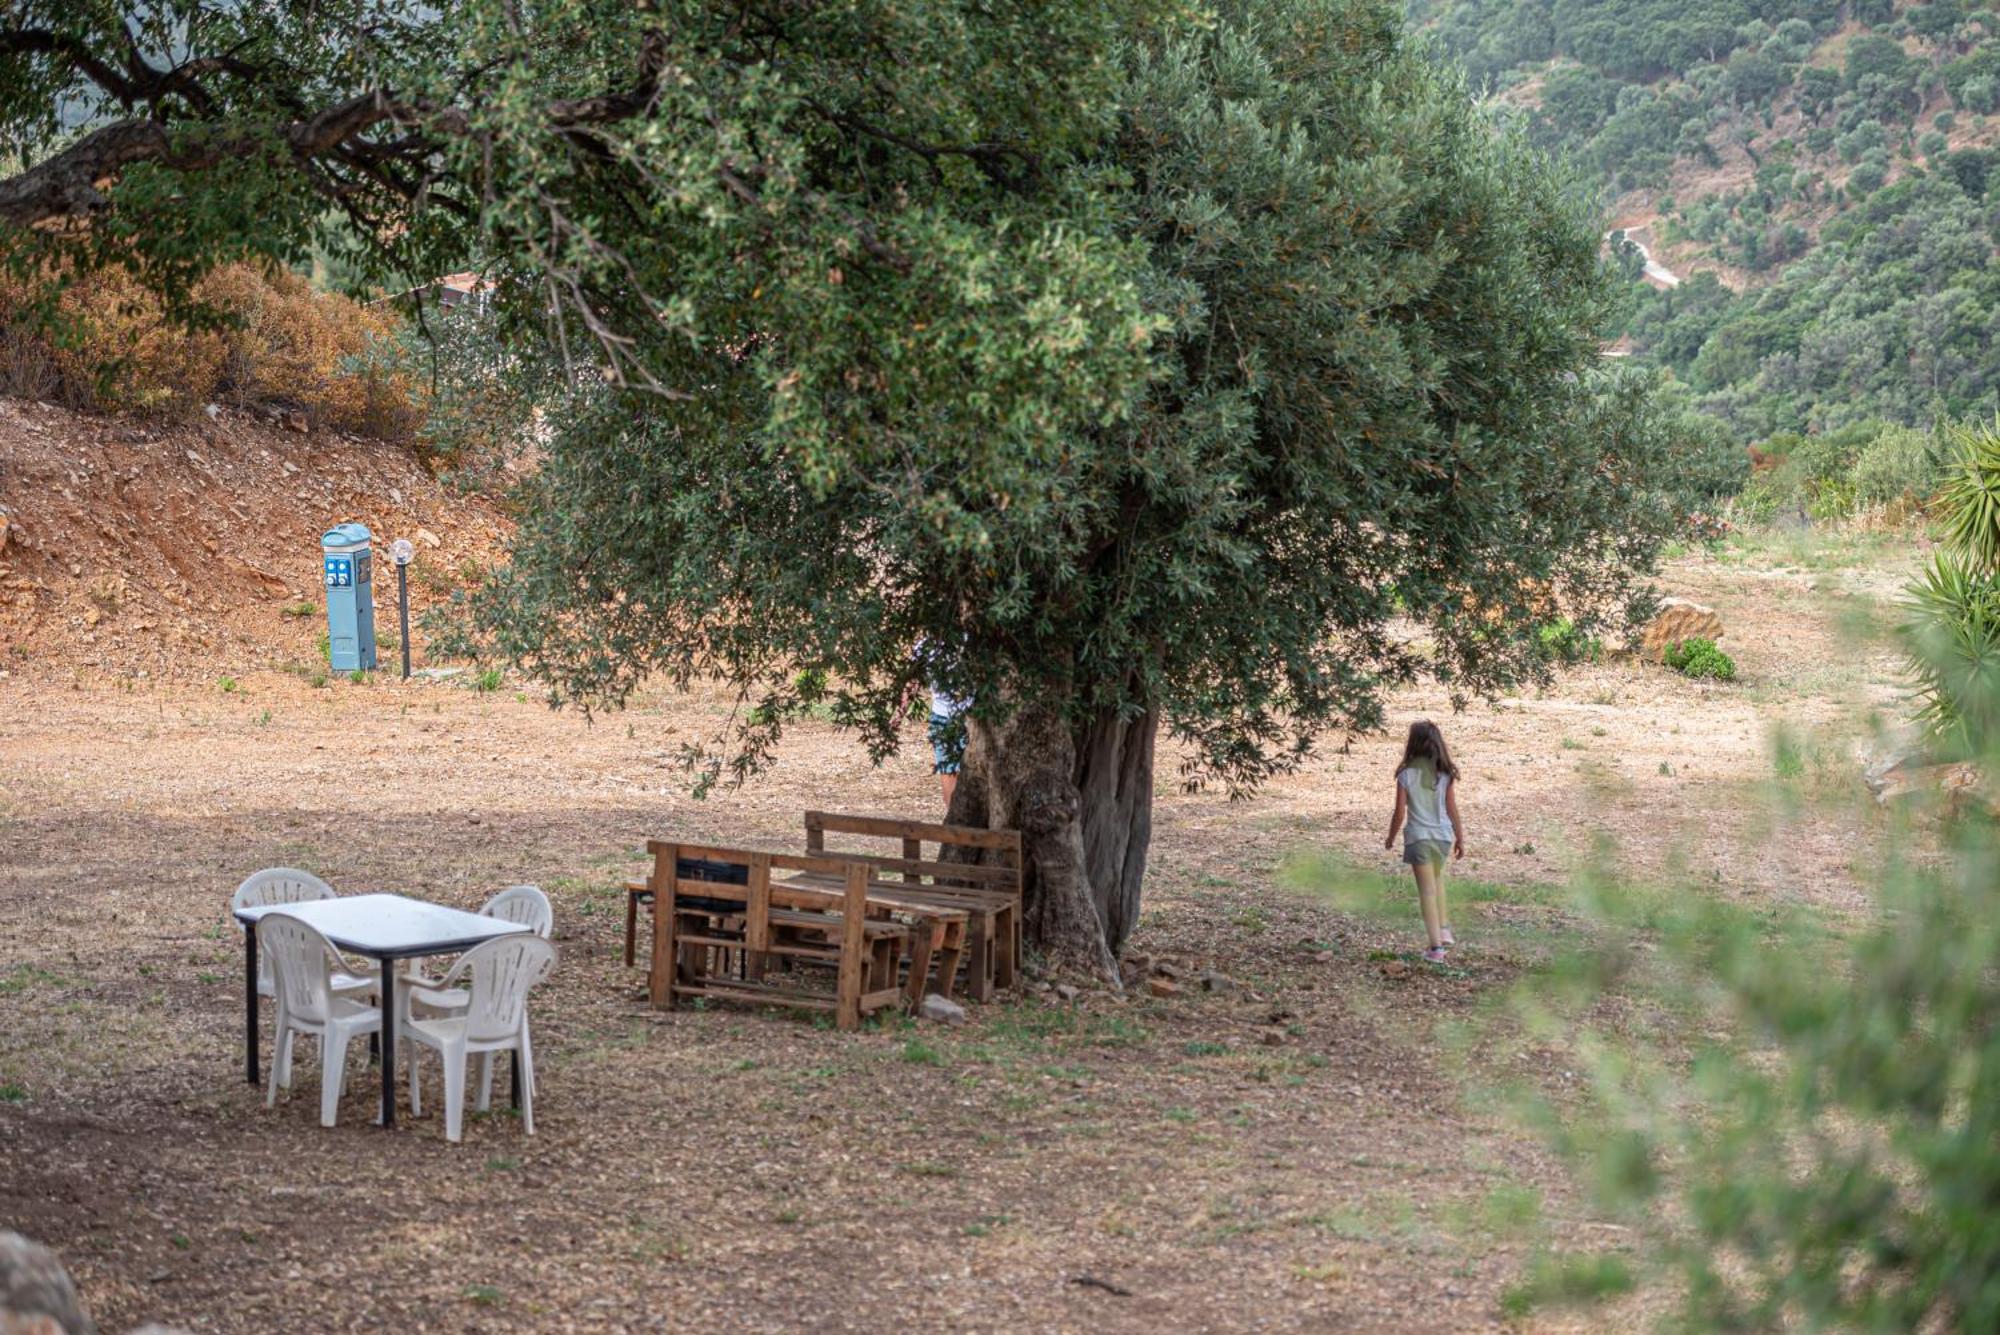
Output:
[244,926,259,1085]
[511,1052,522,1110]
[379,955,396,1128]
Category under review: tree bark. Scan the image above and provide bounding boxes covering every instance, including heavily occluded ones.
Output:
[947,696,1157,985]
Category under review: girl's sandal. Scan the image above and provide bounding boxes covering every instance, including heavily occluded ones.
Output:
[1422,946,1449,964]
[1440,927,1455,946]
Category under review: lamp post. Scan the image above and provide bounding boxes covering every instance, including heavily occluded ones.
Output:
[390,538,415,680]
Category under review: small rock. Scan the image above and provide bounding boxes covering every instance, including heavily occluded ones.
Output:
[1054,984,1079,1002]
[918,994,968,1025]
[1151,960,1182,980]
[1197,970,1236,994]
[1146,978,1181,998]
[1258,1031,1285,1047]
[415,527,442,549]
[203,403,221,420]
[1378,960,1411,980]
[1312,950,1337,964]
[283,410,309,434]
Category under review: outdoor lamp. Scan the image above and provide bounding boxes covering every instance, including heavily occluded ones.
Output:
[390,538,415,679]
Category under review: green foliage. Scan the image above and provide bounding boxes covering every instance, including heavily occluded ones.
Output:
[217,675,238,694]
[1904,553,2000,754]
[1850,423,1943,508]
[1415,0,2000,441]
[1738,419,1953,521]
[1530,746,2000,1328]
[1663,636,1735,679]
[1498,1251,1634,1318]
[1906,420,2000,753]
[472,667,502,694]
[1536,617,1603,665]
[442,0,1696,803]
[1935,417,2000,572]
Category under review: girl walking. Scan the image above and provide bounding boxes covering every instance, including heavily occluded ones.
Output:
[1383,721,1465,963]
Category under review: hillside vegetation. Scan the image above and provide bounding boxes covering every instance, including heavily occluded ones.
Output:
[1415,0,2000,438]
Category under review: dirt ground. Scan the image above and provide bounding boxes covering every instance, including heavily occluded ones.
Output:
[0,527,1915,1332]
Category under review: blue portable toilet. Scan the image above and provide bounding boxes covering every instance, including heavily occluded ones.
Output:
[321,523,378,672]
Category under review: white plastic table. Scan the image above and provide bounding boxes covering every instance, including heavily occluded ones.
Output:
[234,893,530,1128]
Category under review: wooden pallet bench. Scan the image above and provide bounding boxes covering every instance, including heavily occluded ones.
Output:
[802,811,1023,1004]
[640,840,967,1030]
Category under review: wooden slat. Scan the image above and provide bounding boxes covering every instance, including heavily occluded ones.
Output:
[746,852,772,954]
[673,981,837,1011]
[804,810,1021,851]
[672,932,846,961]
[793,850,1020,886]
[647,838,859,879]
[901,836,922,885]
[647,842,679,1010]
[836,861,867,1031]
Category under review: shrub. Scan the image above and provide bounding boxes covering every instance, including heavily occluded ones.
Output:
[1536,617,1603,665]
[1850,423,1943,508]
[1529,769,2000,1328]
[1664,637,1736,679]
[0,258,419,431]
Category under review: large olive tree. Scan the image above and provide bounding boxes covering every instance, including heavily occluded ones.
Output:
[3,0,1697,980]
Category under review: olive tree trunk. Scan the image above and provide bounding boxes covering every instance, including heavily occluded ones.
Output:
[945,697,1157,986]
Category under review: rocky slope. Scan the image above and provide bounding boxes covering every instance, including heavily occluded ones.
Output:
[0,399,510,682]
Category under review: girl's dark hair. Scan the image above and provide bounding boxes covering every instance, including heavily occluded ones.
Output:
[1397,720,1459,782]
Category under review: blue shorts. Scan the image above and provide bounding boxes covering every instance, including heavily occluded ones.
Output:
[929,711,966,775]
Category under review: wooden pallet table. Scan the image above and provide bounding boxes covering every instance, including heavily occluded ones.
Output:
[639,840,968,1030]
[803,811,1024,1003]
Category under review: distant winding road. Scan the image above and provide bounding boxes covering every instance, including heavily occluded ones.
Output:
[1606,229,1681,288]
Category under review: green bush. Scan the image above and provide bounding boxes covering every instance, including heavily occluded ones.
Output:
[1529,765,2000,1328]
[1664,637,1735,679]
[1849,423,1942,508]
[1536,617,1604,665]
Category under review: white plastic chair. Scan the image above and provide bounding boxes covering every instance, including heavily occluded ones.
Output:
[231,868,377,1001]
[481,885,554,938]
[258,913,384,1127]
[403,886,554,1102]
[405,885,552,1002]
[404,935,557,1142]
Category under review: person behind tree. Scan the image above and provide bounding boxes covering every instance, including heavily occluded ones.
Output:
[914,637,969,810]
[1383,720,1466,963]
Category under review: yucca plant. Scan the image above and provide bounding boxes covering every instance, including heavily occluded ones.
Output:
[1932,417,2000,573]
[1906,419,2000,754]
[1905,553,2000,755]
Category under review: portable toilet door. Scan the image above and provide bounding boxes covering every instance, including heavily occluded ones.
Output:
[321,523,378,672]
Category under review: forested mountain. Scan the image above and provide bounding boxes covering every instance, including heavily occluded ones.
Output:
[1413,1,2000,439]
